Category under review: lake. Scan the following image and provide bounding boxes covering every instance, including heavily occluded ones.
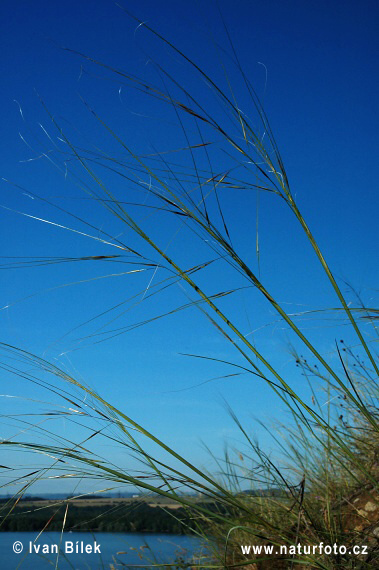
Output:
[0,531,205,569]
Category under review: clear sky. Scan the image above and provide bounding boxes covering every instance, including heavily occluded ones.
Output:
[1,0,378,495]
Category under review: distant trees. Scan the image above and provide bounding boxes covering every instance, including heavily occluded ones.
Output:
[1,501,198,534]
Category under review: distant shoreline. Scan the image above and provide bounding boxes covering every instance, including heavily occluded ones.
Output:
[0,497,216,534]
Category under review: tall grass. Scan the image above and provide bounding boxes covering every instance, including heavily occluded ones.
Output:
[2,11,379,569]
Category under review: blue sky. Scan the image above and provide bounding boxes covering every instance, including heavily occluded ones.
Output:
[1,0,379,495]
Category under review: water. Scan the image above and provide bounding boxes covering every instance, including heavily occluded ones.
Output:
[0,531,204,569]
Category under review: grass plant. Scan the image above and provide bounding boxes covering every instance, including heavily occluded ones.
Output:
[1,11,379,569]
